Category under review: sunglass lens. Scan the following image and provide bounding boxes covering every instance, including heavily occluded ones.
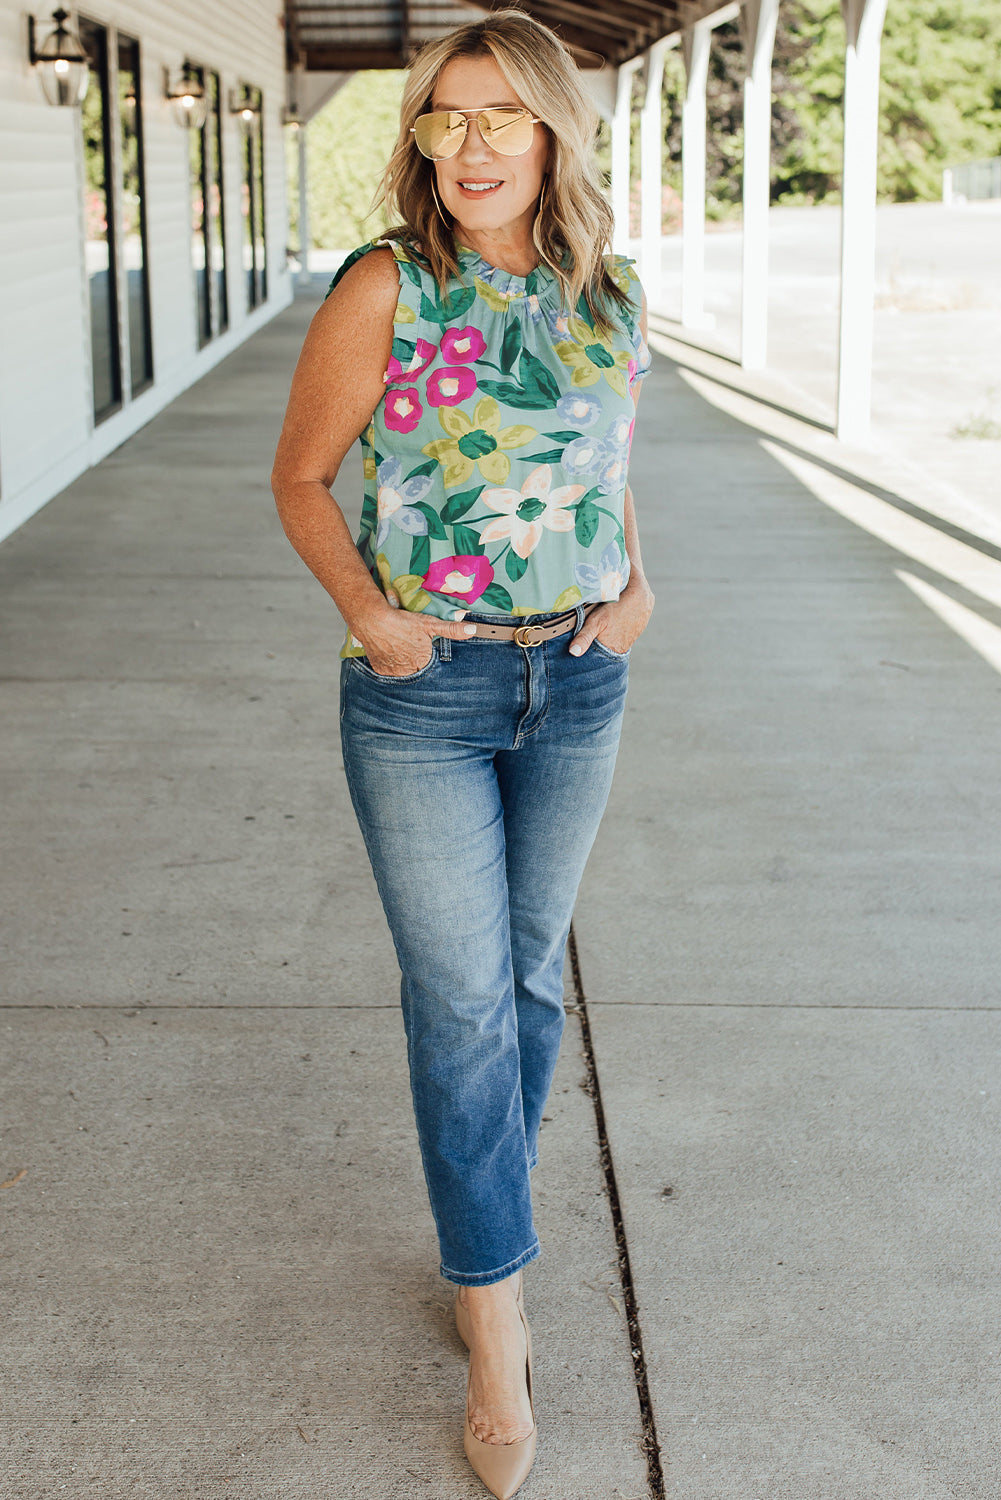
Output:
[414,112,466,159]
[481,109,535,156]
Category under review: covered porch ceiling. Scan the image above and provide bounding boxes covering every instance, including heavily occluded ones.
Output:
[283,0,739,73]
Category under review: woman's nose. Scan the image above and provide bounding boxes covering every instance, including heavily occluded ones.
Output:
[457,115,493,161]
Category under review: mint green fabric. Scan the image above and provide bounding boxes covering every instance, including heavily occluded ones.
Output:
[325,238,650,655]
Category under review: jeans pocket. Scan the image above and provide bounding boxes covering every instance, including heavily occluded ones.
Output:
[591,638,631,661]
[351,638,439,683]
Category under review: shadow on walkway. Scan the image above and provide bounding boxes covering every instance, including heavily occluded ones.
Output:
[1,285,999,1498]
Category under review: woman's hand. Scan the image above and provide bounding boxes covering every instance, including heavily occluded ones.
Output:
[569,576,655,658]
[356,600,475,677]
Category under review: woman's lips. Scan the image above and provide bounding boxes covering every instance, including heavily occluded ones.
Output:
[456,180,503,197]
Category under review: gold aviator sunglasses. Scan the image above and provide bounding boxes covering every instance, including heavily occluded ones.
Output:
[411,107,541,160]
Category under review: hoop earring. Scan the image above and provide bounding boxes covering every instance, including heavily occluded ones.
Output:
[430,175,450,227]
[535,175,548,222]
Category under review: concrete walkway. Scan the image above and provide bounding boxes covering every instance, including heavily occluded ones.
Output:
[2,284,1000,1500]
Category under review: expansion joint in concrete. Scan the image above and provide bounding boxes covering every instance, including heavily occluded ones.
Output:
[567,921,666,1500]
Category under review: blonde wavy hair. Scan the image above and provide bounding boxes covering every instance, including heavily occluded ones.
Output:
[374,8,630,334]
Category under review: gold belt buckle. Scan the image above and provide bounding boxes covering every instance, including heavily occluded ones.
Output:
[514,623,545,648]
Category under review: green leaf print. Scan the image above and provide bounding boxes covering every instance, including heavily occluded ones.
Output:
[392,336,416,366]
[480,582,514,612]
[412,502,448,540]
[397,259,423,287]
[505,550,529,583]
[522,449,566,465]
[477,380,551,412]
[441,486,484,524]
[410,533,431,577]
[451,523,485,555]
[519,350,561,402]
[404,458,439,482]
[544,431,589,444]
[575,502,600,547]
[360,494,378,531]
[500,318,522,374]
[420,286,475,324]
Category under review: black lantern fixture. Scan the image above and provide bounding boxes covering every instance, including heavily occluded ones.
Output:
[28,7,89,107]
[165,61,207,130]
[229,84,262,132]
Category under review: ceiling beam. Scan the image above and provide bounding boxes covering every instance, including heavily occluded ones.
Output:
[299,44,409,68]
[524,0,648,42]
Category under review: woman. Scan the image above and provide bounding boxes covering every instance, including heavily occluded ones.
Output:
[272,11,653,1496]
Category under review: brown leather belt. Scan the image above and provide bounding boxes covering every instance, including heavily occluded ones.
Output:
[465,603,598,647]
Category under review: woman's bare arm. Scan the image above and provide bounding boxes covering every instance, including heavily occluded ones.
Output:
[271,249,473,673]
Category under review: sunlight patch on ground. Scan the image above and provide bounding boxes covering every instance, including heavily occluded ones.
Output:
[896,570,1001,676]
[759,440,1001,613]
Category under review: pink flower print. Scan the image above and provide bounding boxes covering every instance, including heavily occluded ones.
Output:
[441,326,486,364]
[423,554,494,604]
[384,389,423,433]
[385,338,437,385]
[480,465,583,560]
[427,366,477,407]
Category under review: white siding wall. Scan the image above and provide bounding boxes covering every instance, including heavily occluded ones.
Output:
[0,0,292,540]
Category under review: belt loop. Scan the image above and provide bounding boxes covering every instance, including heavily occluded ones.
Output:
[438,634,452,661]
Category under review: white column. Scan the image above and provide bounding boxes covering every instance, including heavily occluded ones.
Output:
[740,0,779,368]
[612,59,642,254]
[640,39,672,305]
[681,19,713,330]
[836,0,889,443]
[297,123,311,287]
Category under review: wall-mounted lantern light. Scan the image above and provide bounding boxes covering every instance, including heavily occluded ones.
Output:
[229,85,262,131]
[164,62,207,129]
[27,7,89,107]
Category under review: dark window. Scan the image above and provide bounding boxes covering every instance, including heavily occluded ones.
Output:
[240,86,266,309]
[190,68,227,346]
[117,33,153,395]
[188,65,211,348]
[207,73,228,334]
[79,18,121,423]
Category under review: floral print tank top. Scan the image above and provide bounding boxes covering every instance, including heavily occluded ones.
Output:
[326,237,651,656]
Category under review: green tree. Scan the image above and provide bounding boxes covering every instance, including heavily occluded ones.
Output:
[289,70,406,249]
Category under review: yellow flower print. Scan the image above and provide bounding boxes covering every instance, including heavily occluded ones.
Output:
[474,275,517,313]
[555,315,634,399]
[606,256,636,296]
[422,396,535,490]
[480,464,583,559]
[362,423,377,483]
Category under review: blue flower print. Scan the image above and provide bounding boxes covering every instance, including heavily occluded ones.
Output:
[562,433,605,478]
[556,391,601,429]
[574,540,630,601]
[605,412,634,450]
[375,456,433,547]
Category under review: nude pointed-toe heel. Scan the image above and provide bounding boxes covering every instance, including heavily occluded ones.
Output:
[462,1301,536,1500]
[455,1272,524,1349]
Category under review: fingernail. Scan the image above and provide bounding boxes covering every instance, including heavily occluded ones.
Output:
[463,624,476,636]
[452,610,466,620]
[569,643,582,655]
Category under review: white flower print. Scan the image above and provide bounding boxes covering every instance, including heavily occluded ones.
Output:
[480,465,584,559]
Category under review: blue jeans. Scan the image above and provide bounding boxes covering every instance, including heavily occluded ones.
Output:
[338,608,628,1286]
